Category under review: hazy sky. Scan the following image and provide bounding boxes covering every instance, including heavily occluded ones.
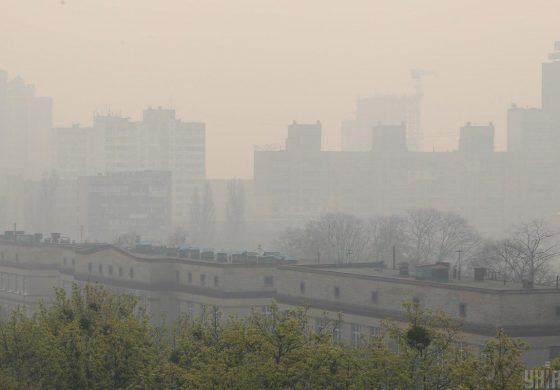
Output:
[1,0,558,178]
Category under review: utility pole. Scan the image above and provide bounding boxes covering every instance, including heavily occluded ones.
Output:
[456,250,463,281]
[392,244,396,269]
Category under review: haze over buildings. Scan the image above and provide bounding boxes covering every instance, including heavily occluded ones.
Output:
[0,42,560,244]
[1,1,559,178]
[4,3,560,379]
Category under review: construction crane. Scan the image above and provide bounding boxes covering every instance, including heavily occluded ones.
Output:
[410,68,438,99]
[408,69,438,150]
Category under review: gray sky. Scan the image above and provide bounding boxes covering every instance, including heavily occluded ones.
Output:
[1,0,558,178]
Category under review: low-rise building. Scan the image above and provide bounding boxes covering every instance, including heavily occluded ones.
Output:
[0,238,558,366]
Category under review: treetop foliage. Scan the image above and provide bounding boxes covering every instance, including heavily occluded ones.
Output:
[0,285,528,390]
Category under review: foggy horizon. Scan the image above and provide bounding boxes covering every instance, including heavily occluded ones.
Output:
[2,0,559,178]
[5,1,560,381]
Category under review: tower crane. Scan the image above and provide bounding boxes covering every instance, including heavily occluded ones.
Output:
[408,69,437,150]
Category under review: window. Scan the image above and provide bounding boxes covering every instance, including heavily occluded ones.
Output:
[129,267,134,279]
[200,274,205,286]
[351,324,362,346]
[98,264,103,275]
[108,265,113,275]
[314,318,325,333]
[555,306,560,319]
[264,275,274,287]
[300,281,306,295]
[214,275,219,287]
[459,302,467,318]
[88,263,92,273]
[454,341,465,355]
[333,320,343,343]
[371,291,378,304]
[176,270,180,282]
[388,337,400,354]
[261,306,272,319]
[63,257,67,266]
[184,301,195,318]
[550,346,560,360]
[200,304,207,320]
[119,267,123,277]
[334,286,340,299]
[369,326,380,341]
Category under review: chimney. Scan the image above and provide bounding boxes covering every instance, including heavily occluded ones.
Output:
[474,267,487,282]
[398,263,409,277]
[522,279,534,289]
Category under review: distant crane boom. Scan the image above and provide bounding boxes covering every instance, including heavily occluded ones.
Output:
[408,69,438,151]
[410,68,438,98]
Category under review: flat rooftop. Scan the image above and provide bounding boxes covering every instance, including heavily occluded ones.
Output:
[285,264,559,292]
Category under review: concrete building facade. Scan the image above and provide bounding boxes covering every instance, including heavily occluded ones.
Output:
[49,107,205,237]
[0,238,559,366]
[77,171,172,243]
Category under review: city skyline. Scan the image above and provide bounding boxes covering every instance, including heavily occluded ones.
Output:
[1,0,558,178]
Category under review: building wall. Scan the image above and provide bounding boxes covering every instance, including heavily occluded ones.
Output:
[275,264,560,366]
[77,171,172,243]
[0,240,559,366]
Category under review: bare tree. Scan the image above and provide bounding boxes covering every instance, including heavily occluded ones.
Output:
[226,179,245,239]
[367,215,406,263]
[201,183,216,244]
[113,231,139,249]
[402,208,441,263]
[168,226,187,247]
[401,208,480,265]
[274,226,307,258]
[275,213,369,264]
[190,187,202,242]
[476,220,559,285]
[190,184,216,245]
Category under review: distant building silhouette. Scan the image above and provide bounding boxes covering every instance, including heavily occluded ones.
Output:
[52,107,205,233]
[255,44,560,236]
[371,123,407,154]
[458,122,494,154]
[0,70,52,179]
[342,95,419,151]
[77,171,172,243]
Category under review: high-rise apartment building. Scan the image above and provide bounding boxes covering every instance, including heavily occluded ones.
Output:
[53,124,98,178]
[53,107,205,230]
[542,41,560,116]
[139,107,205,226]
[0,70,52,180]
